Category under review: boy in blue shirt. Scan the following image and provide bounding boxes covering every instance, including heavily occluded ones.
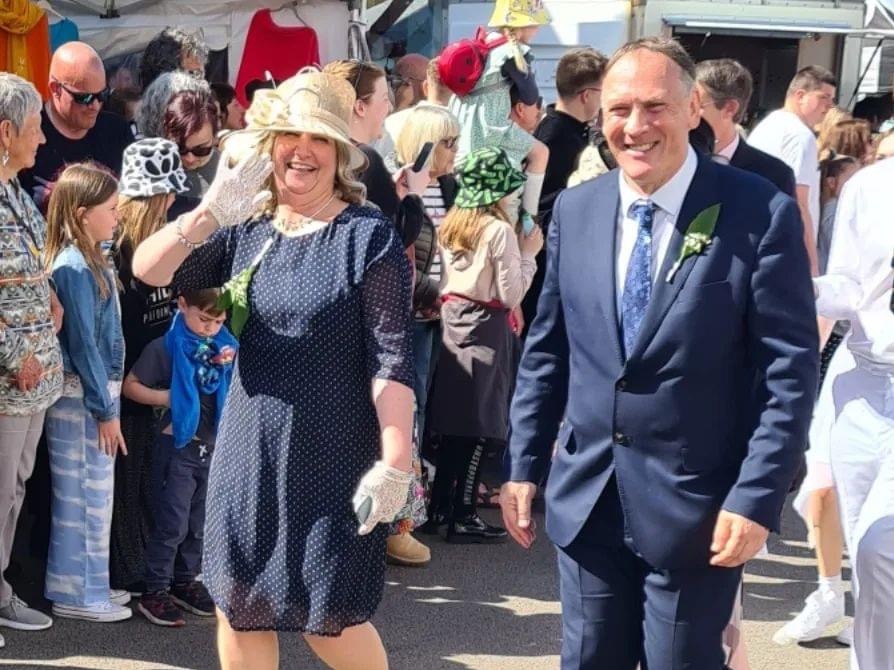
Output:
[123,288,237,627]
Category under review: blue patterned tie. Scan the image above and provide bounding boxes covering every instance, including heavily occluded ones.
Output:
[621,200,656,357]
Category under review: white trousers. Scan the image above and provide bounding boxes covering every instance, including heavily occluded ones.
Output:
[824,348,894,670]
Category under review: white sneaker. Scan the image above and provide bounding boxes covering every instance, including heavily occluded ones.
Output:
[835,623,853,646]
[773,587,845,645]
[52,601,132,623]
[110,589,131,606]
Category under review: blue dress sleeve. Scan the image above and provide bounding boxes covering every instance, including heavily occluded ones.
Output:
[171,223,239,291]
[361,217,414,388]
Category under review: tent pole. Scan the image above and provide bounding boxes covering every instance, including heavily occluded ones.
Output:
[849,37,887,108]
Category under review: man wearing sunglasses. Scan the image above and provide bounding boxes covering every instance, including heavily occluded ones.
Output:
[19,41,134,207]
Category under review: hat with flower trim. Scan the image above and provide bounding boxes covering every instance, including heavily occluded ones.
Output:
[454,146,527,209]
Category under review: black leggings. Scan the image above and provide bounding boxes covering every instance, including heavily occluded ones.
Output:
[429,435,486,519]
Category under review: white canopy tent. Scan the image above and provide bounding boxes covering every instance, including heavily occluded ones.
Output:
[43,0,359,84]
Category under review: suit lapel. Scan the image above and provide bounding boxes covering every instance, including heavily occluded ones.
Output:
[590,176,624,365]
[626,158,718,363]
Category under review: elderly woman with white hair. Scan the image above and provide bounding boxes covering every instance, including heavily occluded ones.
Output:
[0,73,64,644]
[132,70,415,670]
[139,27,209,89]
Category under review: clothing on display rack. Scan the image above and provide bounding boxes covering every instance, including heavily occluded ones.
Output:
[49,18,78,53]
[0,0,51,99]
[234,9,320,107]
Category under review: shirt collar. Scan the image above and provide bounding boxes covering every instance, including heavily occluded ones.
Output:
[545,104,589,133]
[716,133,740,162]
[619,145,698,219]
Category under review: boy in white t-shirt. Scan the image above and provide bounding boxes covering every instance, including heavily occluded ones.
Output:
[748,65,836,276]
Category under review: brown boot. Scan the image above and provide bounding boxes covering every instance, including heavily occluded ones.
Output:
[386,533,431,567]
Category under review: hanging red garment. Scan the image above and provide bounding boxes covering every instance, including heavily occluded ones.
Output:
[0,0,51,99]
[235,9,320,107]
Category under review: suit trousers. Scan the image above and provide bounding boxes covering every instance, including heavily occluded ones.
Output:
[557,481,742,670]
[824,350,894,670]
[0,411,45,607]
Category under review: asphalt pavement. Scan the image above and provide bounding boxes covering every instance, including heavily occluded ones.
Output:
[0,500,850,669]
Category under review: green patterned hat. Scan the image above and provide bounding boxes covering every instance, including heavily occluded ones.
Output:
[454,147,527,209]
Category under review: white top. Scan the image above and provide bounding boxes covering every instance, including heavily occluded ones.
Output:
[616,146,698,308]
[716,133,740,162]
[814,158,894,371]
[747,109,820,237]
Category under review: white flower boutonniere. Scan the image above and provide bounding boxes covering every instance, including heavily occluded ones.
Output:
[666,203,721,282]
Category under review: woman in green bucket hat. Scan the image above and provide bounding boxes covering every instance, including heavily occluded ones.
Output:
[425,147,544,543]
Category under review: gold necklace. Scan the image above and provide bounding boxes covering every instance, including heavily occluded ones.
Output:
[275,193,337,234]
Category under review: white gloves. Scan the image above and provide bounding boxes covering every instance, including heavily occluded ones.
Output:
[352,461,414,535]
[202,152,274,228]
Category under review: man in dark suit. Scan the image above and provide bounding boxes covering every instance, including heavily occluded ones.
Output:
[501,38,819,668]
[695,58,796,196]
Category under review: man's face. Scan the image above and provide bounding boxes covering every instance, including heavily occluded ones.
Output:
[50,63,107,132]
[580,84,602,123]
[695,83,735,144]
[512,98,542,133]
[797,83,836,128]
[602,50,700,194]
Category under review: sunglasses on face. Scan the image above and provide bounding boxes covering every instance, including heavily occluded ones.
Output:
[440,136,459,149]
[179,143,214,158]
[54,80,110,106]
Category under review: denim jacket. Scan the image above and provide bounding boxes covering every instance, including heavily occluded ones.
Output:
[52,246,124,421]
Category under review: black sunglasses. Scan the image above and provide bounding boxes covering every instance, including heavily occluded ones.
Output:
[179,143,215,158]
[54,80,110,106]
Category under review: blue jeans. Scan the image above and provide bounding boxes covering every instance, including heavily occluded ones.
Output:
[144,435,211,592]
[412,320,441,443]
[45,395,116,606]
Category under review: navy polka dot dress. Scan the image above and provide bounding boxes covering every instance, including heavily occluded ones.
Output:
[172,204,414,634]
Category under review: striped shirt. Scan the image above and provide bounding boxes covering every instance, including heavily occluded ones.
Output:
[422,183,447,285]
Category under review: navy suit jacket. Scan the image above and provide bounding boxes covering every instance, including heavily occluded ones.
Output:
[507,156,819,570]
[730,141,796,198]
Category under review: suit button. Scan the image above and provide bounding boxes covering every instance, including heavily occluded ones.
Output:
[616,378,627,391]
[613,431,630,446]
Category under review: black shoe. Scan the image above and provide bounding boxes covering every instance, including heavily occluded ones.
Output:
[138,590,185,627]
[417,513,449,535]
[446,514,508,544]
[170,581,215,617]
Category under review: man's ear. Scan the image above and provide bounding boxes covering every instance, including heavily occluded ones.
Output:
[726,99,741,123]
[687,87,701,130]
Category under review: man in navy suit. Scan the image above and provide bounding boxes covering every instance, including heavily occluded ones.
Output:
[501,38,819,668]
[695,59,796,196]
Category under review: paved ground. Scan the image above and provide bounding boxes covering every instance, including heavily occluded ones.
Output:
[1,499,850,670]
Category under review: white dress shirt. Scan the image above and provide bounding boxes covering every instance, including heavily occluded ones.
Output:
[716,133,740,163]
[616,146,698,308]
[814,158,894,371]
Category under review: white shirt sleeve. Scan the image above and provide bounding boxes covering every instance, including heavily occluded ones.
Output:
[813,177,864,319]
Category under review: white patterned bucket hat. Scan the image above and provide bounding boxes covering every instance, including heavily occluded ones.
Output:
[119,138,190,198]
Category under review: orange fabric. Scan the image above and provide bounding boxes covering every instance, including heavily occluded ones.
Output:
[0,1,50,99]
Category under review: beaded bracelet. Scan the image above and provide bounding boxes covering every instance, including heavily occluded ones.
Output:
[174,216,207,250]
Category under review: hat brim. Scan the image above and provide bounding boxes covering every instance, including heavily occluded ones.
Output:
[488,8,551,28]
[219,120,368,174]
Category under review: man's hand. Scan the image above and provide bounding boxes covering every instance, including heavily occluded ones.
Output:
[49,288,63,333]
[710,510,769,567]
[500,481,538,549]
[14,354,43,392]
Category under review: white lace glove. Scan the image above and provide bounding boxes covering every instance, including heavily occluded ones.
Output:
[202,152,274,228]
[352,461,414,535]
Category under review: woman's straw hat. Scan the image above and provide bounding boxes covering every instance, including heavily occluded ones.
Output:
[219,69,367,172]
[488,0,551,29]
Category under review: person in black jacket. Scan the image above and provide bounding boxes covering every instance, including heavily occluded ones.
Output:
[323,60,429,248]
[695,59,796,196]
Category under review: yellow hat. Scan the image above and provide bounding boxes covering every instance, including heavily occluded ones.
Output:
[488,0,551,28]
[220,69,367,172]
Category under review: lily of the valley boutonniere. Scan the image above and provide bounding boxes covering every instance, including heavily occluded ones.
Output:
[666,203,721,282]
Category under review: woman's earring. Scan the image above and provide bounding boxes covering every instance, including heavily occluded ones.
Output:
[1,149,9,167]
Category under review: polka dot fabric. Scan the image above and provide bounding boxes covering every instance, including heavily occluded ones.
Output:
[172,204,414,634]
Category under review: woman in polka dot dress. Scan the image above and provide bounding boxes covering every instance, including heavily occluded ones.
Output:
[131,71,415,670]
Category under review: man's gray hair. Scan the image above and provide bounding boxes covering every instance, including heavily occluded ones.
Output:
[606,37,696,90]
[138,71,211,138]
[695,59,753,124]
[0,73,42,132]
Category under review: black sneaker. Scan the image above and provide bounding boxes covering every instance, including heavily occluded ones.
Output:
[170,581,215,617]
[138,591,185,627]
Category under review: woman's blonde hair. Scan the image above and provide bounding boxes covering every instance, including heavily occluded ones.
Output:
[322,60,386,102]
[45,163,119,299]
[223,130,366,216]
[395,106,460,167]
[819,119,872,164]
[816,107,851,149]
[500,28,530,74]
[439,203,510,254]
[116,194,171,252]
